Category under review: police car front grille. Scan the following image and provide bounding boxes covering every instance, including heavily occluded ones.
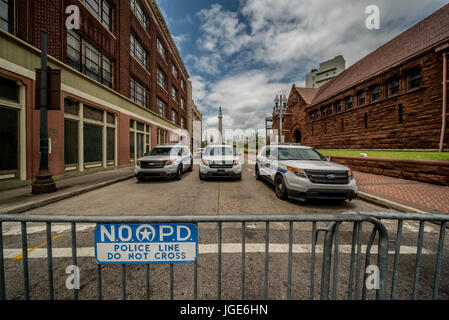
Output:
[140,161,166,169]
[209,164,233,169]
[304,170,349,185]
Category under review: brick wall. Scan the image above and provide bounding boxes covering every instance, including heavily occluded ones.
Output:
[329,156,449,186]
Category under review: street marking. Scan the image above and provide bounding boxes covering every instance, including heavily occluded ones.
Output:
[12,234,64,261]
[3,243,430,259]
[2,223,96,236]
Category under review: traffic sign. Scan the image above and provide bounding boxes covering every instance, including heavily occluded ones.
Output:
[94,224,198,264]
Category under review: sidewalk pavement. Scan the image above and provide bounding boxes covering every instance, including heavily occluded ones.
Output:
[354,171,449,214]
[0,167,134,215]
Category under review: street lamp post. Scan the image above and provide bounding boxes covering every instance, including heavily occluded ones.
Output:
[274,94,288,143]
[32,30,56,194]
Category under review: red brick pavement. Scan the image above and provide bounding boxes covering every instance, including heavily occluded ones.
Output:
[354,171,449,214]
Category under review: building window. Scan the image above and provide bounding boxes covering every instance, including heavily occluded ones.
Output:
[364,113,368,129]
[314,109,319,120]
[337,100,343,113]
[171,86,178,101]
[83,0,113,32]
[67,30,114,88]
[398,104,403,124]
[181,80,186,91]
[328,105,334,116]
[371,85,380,101]
[130,33,148,68]
[345,96,353,109]
[157,98,166,118]
[0,0,13,33]
[388,77,400,96]
[157,38,167,61]
[157,128,168,145]
[172,64,178,78]
[157,68,167,90]
[130,0,148,30]
[321,107,327,118]
[358,91,366,106]
[408,68,422,89]
[181,98,185,110]
[130,78,148,108]
[181,117,185,129]
[308,111,314,121]
[171,109,178,124]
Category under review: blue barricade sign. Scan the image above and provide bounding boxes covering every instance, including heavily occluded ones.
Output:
[94,224,198,264]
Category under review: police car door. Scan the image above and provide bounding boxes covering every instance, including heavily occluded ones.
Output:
[258,147,270,177]
[266,147,278,181]
[182,147,191,168]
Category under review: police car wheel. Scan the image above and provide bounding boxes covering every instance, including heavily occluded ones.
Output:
[275,175,288,200]
[175,165,183,180]
[255,165,261,180]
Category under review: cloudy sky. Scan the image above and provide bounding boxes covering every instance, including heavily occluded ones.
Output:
[156,0,448,135]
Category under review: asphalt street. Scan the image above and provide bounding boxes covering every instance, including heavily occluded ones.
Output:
[1,165,448,300]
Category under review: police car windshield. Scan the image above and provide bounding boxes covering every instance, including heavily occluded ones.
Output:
[278,148,327,161]
[149,147,177,156]
[207,147,236,156]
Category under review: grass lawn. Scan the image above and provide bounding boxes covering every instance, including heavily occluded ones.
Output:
[318,150,449,161]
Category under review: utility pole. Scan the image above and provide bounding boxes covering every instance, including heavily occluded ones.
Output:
[32,30,56,194]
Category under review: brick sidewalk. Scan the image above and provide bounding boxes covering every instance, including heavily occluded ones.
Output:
[354,171,449,214]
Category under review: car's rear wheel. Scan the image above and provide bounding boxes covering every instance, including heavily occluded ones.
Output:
[188,159,193,172]
[274,175,288,200]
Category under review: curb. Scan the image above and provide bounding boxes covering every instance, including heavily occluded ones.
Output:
[0,174,134,215]
[357,191,430,214]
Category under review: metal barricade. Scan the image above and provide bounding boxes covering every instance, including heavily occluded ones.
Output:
[344,211,449,300]
[0,212,446,300]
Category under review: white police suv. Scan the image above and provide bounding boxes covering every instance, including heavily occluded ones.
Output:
[199,145,242,180]
[255,144,357,201]
[134,144,192,181]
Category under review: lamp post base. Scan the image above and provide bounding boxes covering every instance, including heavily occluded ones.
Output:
[32,170,56,194]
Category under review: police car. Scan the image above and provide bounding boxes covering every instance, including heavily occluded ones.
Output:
[134,144,192,181]
[255,144,357,201]
[199,145,242,180]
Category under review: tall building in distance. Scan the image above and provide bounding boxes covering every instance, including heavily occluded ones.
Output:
[0,0,201,184]
[305,55,346,88]
[218,107,223,143]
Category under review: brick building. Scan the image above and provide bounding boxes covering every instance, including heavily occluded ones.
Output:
[0,0,201,184]
[273,4,449,151]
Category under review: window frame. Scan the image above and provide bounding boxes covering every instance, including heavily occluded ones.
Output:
[83,0,113,32]
[130,77,148,108]
[130,32,149,69]
[67,29,114,88]
[345,96,353,110]
[130,0,149,30]
[157,67,167,90]
[388,77,400,96]
[157,98,166,118]
[408,68,422,90]
[0,0,14,33]
[157,38,167,61]
[358,90,366,106]
[371,85,380,102]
